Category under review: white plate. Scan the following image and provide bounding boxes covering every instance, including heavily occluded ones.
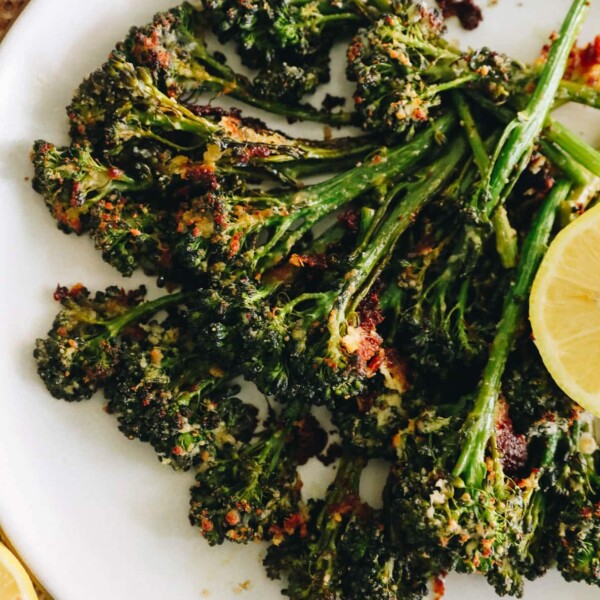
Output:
[0,1,599,598]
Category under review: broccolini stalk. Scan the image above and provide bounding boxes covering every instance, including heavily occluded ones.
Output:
[452,92,517,267]
[554,77,600,109]
[539,138,600,227]
[544,118,600,179]
[453,179,572,488]
[118,3,355,125]
[34,285,191,401]
[384,382,576,596]
[467,90,600,228]
[391,129,503,379]
[474,0,588,267]
[540,139,592,188]
[469,91,600,181]
[188,397,317,545]
[483,413,573,595]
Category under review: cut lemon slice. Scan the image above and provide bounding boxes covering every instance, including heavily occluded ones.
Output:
[0,542,38,600]
[530,202,600,417]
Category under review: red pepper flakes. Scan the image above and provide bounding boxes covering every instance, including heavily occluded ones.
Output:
[225,509,241,526]
[201,518,214,532]
[282,512,308,537]
[481,539,494,558]
[432,571,447,600]
[288,253,328,269]
[107,166,124,179]
[413,107,428,121]
[357,290,385,331]
[229,232,242,257]
[538,34,600,88]
[184,163,219,191]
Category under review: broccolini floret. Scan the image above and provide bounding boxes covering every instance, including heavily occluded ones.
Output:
[31,140,150,234]
[346,3,510,136]
[34,285,189,401]
[105,306,257,470]
[188,398,319,544]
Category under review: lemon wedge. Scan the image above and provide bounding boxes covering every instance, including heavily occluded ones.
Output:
[530,202,600,416]
[0,542,38,600]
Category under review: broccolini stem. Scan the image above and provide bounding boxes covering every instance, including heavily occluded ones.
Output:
[471,88,600,194]
[428,74,480,95]
[103,290,193,338]
[551,77,600,110]
[452,91,518,268]
[255,112,457,271]
[228,88,355,126]
[452,92,489,177]
[350,0,392,18]
[341,134,469,316]
[317,12,363,26]
[272,152,369,184]
[453,179,572,488]
[492,207,519,269]
[291,136,376,162]
[544,119,600,178]
[540,140,592,187]
[481,0,588,264]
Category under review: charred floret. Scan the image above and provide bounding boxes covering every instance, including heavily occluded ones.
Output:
[34,284,187,401]
[118,3,348,123]
[87,194,172,278]
[31,140,149,233]
[264,452,369,599]
[552,416,600,587]
[105,307,257,470]
[189,399,324,544]
[346,4,510,135]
